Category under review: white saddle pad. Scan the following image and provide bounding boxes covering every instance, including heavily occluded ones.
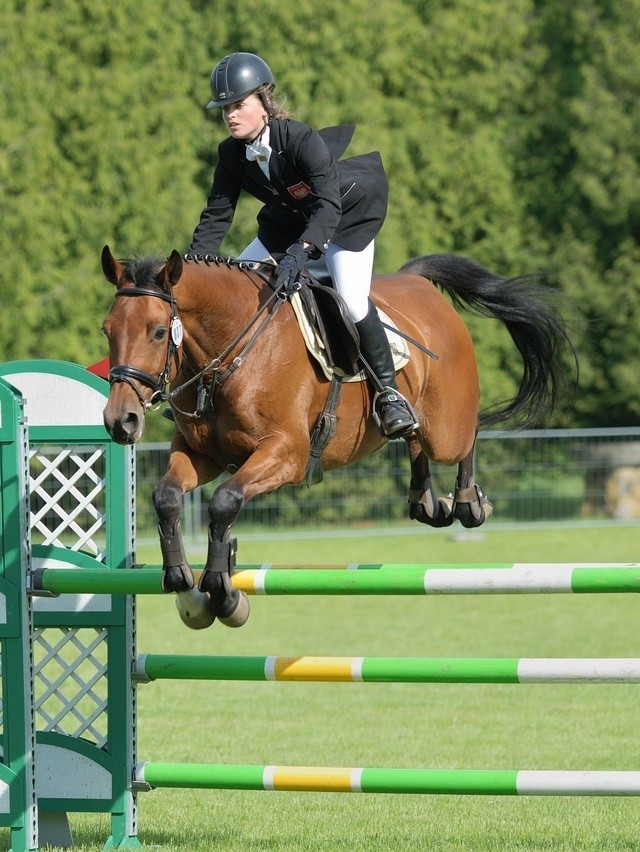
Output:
[290,293,410,383]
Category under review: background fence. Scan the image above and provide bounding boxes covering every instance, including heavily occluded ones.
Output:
[133,428,640,543]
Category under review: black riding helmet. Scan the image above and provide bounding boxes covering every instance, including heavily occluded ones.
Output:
[207,52,275,109]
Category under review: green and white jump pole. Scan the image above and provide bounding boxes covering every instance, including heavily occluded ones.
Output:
[32,562,640,596]
[134,763,640,796]
[133,653,640,684]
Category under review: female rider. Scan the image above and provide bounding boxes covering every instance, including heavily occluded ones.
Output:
[188,52,416,439]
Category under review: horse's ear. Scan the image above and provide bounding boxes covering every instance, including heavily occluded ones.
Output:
[101,245,124,286]
[162,250,184,289]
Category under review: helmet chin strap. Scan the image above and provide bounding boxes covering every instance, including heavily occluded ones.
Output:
[258,87,274,114]
[246,112,270,145]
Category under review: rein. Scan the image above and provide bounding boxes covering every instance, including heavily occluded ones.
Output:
[109,270,287,419]
[168,276,287,419]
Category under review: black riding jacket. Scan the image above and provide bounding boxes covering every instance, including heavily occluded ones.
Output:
[189,120,388,256]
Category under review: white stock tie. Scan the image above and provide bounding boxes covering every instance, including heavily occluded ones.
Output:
[245,137,272,179]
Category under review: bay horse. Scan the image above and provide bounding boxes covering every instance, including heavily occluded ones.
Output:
[100,246,571,629]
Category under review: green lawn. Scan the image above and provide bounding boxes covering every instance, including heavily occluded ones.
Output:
[5,524,640,851]
[137,521,639,567]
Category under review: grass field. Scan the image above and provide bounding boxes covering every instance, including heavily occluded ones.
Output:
[4,524,639,851]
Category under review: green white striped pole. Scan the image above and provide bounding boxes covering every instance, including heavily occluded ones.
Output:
[134,763,640,796]
[135,653,640,684]
[32,563,640,596]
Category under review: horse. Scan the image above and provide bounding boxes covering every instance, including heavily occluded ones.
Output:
[100,245,572,630]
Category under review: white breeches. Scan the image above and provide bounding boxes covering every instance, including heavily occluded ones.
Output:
[237,238,375,323]
[325,241,374,322]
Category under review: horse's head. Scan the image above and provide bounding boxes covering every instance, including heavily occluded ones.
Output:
[101,245,183,444]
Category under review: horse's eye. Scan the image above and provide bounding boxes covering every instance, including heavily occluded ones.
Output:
[154,327,167,341]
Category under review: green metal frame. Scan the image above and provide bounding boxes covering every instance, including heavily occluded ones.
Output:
[0,361,140,851]
[0,378,37,852]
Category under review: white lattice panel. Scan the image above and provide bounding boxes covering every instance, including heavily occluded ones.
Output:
[29,445,106,559]
[33,627,108,747]
[29,443,110,747]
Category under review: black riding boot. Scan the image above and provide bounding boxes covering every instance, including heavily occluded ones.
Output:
[355,302,418,439]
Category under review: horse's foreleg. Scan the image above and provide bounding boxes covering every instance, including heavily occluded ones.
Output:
[153,476,193,590]
[449,445,494,528]
[199,440,306,628]
[153,442,222,629]
[407,440,455,528]
[198,480,250,628]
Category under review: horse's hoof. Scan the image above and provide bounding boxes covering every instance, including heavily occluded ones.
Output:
[439,494,454,516]
[455,496,494,529]
[451,484,494,529]
[175,588,216,629]
[218,591,250,628]
[409,498,455,528]
[162,564,195,593]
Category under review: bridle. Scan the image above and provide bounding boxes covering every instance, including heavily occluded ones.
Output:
[107,266,288,418]
[108,286,181,410]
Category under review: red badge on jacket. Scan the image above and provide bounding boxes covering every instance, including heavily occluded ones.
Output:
[287,181,312,200]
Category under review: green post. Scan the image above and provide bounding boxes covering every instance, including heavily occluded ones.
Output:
[0,379,38,852]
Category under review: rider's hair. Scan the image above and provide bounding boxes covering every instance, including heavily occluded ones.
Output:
[257,85,290,120]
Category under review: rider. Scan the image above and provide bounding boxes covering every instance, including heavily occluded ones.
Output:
[188,51,417,439]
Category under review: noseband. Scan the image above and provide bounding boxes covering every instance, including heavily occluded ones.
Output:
[108,287,181,409]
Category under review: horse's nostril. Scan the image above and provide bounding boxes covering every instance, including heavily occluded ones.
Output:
[123,412,139,433]
[118,412,141,444]
[103,410,143,445]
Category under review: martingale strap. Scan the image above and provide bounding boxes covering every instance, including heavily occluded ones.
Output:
[304,374,343,486]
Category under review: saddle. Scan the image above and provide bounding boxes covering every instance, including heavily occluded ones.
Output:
[295,280,361,375]
[291,270,410,381]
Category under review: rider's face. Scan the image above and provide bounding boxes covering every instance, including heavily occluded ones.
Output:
[222,94,268,140]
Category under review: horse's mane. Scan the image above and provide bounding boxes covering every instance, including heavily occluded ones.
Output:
[184,254,275,271]
[121,254,275,292]
[183,255,277,285]
[121,255,166,289]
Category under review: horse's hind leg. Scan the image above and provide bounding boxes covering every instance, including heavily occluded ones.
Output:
[449,445,494,528]
[407,440,455,528]
[407,439,493,529]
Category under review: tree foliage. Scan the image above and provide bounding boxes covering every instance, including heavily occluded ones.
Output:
[1,0,638,427]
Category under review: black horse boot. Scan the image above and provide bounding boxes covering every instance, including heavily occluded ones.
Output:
[355,302,418,439]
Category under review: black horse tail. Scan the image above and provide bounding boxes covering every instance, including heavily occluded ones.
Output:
[399,253,576,428]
